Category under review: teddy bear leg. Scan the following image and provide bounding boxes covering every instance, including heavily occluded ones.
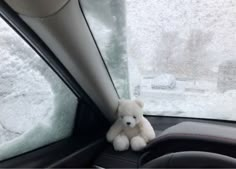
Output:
[131,136,147,151]
[113,134,129,151]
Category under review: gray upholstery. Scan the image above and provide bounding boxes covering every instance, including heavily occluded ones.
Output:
[160,121,236,141]
[142,151,236,168]
[146,121,236,150]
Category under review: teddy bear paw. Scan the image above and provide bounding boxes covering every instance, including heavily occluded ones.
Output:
[113,135,129,151]
[106,132,114,142]
[131,136,147,151]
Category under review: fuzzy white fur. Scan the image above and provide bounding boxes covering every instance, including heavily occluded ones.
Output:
[106,100,156,151]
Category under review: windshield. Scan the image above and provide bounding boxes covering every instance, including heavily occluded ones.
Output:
[80,0,236,121]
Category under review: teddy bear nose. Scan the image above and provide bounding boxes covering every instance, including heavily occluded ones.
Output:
[126,122,131,125]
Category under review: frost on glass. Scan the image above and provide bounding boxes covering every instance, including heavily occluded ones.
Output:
[81,0,236,121]
[0,18,77,161]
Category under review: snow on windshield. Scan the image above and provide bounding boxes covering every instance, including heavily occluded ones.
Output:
[0,18,77,161]
[127,0,236,120]
[0,18,54,144]
[81,0,236,121]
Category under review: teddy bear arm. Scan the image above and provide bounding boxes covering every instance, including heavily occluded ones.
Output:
[139,118,156,142]
[106,120,123,142]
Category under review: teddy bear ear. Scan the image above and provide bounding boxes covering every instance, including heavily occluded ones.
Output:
[135,99,144,108]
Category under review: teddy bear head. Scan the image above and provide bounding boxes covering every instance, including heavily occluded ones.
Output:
[117,99,144,128]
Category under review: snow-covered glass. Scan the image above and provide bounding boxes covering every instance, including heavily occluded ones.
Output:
[0,18,77,161]
[80,0,236,121]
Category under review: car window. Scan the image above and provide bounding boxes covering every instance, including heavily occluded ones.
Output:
[80,0,236,121]
[0,17,78,161]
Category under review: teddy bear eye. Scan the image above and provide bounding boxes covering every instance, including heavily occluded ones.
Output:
[120,116,124,119]
[133,116,136,119]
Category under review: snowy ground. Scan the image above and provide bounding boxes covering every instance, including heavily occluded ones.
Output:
[137,80,236,121]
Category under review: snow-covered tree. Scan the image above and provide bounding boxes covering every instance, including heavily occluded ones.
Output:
[183,30,213,82]
[153,31,183,74]
[81,0,129,98]
[105,0,129,98]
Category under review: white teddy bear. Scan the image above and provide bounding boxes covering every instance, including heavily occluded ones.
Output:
[106,99,156,151]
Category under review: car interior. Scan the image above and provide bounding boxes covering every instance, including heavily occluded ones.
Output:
[1,0,236,168]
